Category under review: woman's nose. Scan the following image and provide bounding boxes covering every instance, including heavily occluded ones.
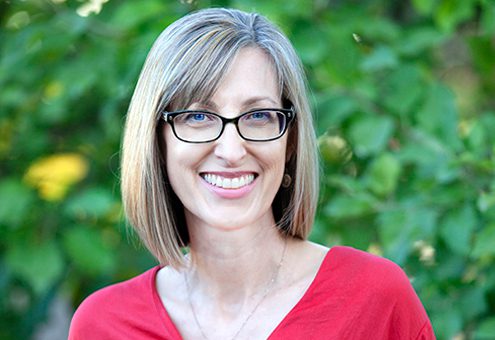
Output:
[213,123,247,166]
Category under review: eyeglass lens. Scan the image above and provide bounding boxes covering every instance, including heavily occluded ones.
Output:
[171,110,287,142]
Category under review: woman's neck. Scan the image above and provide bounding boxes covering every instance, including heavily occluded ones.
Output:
[184,217,287,307]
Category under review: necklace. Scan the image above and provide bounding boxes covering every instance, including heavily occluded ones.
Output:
[183,238,288,340]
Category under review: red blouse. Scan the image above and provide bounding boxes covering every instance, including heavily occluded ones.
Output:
[69,246,435,339]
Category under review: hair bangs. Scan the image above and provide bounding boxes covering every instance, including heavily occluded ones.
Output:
[165,31,252,111]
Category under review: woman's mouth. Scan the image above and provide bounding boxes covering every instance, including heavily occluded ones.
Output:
[200,173,256,189]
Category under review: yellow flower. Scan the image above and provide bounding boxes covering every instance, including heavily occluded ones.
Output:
[24,153,89,201]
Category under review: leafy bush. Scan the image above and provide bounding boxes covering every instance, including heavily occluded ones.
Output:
[1,0,494,339]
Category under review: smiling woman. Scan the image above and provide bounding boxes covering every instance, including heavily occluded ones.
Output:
[68,8,435,340]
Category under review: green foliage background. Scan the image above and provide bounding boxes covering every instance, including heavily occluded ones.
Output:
[1,0,494,338]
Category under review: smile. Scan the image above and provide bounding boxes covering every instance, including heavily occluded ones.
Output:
[200,173,256,189]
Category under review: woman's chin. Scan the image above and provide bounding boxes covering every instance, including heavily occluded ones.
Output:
[187,207,274,234]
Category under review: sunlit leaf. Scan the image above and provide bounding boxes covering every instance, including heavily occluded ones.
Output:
[436,0,476,32]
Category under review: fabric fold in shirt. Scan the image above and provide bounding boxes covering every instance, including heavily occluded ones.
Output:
[69,246,436,339]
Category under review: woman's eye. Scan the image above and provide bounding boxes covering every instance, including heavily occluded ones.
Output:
[188,113,206,121]
[183,112,213,123]
[247,111,271,120]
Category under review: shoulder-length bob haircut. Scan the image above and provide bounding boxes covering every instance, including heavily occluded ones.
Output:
[122,8,319,267]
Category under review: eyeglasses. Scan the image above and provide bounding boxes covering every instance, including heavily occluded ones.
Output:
[161,108,295,143]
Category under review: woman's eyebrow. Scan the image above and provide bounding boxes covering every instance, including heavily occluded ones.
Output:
[189,100,217,110]
[242,96,279,107]
[190,96,279,111]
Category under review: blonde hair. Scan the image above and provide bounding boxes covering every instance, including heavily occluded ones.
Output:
[121,8,319,267]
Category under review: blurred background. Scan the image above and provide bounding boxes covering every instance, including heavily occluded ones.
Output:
[1,0,494,339]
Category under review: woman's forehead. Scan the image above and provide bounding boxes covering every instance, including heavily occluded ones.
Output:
[169,47,283,111]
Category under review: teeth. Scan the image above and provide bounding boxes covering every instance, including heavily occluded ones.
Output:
[223,178,232,188]
[231,178,239,188]
[202,174,255,189]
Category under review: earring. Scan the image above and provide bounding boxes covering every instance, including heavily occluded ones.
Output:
[282,174,292,188]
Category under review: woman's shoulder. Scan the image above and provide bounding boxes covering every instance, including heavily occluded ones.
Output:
[68,266,161,339]
[317,245,423,304]
[276,245,435,339]
[327,245,408,282]
[319,246,435,338]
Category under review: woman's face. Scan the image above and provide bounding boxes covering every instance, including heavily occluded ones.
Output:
[162,47,288,232]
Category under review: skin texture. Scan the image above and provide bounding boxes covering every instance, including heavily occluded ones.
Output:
[157,47,328,340]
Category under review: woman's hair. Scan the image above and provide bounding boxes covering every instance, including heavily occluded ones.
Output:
[121,8,319,267]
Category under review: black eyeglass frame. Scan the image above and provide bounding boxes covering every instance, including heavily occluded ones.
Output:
[161,107,296,143]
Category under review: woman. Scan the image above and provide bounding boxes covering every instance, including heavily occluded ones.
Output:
[69,8,435,339]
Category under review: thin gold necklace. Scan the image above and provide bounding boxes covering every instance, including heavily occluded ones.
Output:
[183,238,288,340]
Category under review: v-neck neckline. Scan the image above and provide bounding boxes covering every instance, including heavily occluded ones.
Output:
[151,247,336,339]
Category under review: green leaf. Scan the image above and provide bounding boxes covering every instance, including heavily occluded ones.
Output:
[5,240,64,295]
[383,65,424,117]
[109,0,169,30]
[315,93,357,133]
[416,83,461,150]
[431,306,463,339]
[440,204,477,255]
[436,0,476,32]
[353,16,400,43]
[459,287,487,320]
[64,187,116,220]
[360,45,398,72]
[478,192,495,213]
[366,153,401,197]
[412,0,438,15]
[398,27,446,56]
[469,36,495,91]
[378,204,437,264]
[471,223,495,258]
[397,129,458,183]
[466,120,487,154]
[348,115,394,157]
[292,24,328,65]
[319,29,361,86]
[62,225,116,276]
[475,317,495,339]
[481,1,495,34]
[324,193,377,219]
[0,179,34,228]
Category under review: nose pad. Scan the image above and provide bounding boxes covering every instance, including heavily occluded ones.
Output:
[214,123,247,165]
